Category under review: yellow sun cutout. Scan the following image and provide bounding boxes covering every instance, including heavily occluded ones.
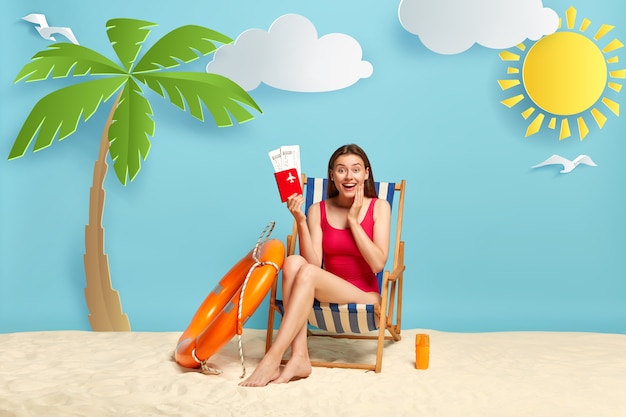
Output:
[498,6,625,140]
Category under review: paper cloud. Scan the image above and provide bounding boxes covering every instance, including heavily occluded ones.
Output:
[206,14,373,92]
[398,0,559,55]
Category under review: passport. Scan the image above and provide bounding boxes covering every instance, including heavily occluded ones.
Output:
[274,168,302,202]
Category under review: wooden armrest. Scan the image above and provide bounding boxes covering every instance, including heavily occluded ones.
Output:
[385,264,405,282]
[286,234,297,256]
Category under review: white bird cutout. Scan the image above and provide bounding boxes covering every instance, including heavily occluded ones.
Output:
[531,154,597,173]
[22,13,79,45]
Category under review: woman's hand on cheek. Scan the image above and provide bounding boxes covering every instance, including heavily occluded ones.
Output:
[348,184,364,225]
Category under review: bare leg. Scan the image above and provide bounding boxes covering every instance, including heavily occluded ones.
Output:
[239,284,312,385]
[273,257,312,383]
[239,256,311,387]
[239,256,379,387]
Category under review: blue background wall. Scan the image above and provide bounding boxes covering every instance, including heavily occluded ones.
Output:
[1,0,624,334]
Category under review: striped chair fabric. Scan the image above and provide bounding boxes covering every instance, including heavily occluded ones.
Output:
[309,301,378,333]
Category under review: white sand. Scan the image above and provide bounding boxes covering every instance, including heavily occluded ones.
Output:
[1,329,625,417]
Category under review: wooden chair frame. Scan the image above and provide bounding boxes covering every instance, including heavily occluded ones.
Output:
[265,174,406,372]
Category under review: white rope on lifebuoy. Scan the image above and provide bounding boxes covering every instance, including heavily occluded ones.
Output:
[236,221,279,379]
[191,348,223,375]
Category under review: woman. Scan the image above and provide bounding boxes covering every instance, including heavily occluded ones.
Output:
[240,144,391,387]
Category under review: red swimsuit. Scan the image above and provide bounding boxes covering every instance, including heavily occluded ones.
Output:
[320,198,379,293]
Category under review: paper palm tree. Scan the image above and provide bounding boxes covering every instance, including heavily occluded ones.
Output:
[9,18,262,331]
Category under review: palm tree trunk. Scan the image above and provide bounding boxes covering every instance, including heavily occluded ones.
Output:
[84,93,131,331]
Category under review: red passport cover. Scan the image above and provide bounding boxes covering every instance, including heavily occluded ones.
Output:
[274,168,302,202]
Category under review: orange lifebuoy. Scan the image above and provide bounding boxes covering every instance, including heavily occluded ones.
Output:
[175,238,284,370]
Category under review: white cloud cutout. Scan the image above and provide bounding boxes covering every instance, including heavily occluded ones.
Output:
[206,14,373,92]
[398,0,559,55]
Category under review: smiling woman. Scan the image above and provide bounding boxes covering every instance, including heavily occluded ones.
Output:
[498,6,625,140]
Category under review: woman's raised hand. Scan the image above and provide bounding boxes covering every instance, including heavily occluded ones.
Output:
[286,193,306,222]
[348,183,364,225]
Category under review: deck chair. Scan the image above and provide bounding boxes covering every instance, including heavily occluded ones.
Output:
[265,174,406,372]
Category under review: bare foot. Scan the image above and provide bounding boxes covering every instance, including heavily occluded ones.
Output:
[238,358,281,387]
[273,354,312,384]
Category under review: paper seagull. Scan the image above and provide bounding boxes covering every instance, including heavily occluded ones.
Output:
[22,13,79,45]
[531,154,597,173]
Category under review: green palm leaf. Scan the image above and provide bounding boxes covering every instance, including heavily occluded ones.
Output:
[108,78,154,185]
[10,18,262,186]
[133,25,233,73]
[138,72,262,126]
[107,18,156,72]
[15,44,126,83]
[9,77,127,159]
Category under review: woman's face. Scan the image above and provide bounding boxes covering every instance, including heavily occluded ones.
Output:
[331,154,369,197]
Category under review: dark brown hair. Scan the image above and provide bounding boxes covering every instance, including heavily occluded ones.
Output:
[326,144,377,198]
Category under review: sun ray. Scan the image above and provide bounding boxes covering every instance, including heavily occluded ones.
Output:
[602,97,620,115]
[501,94,524,108]
[603,39,624,53]
[516,43,526,52]
[548,117,557,129]
[566,7,577,29]
[521,107,535,120]
[577,117,589,140]
[608,56,619,64]
[591,108,608,128]
[594,24,614,40]
[610,69,626,78]
[507,67,519,74]
[497,79,520,90]
[580,18,591,32]
[525,113,544,137]
[499,51,520,61]
[559,119,571,140]
[608,82,623,92]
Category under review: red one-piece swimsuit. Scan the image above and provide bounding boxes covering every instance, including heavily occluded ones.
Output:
[320,198,380,293]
